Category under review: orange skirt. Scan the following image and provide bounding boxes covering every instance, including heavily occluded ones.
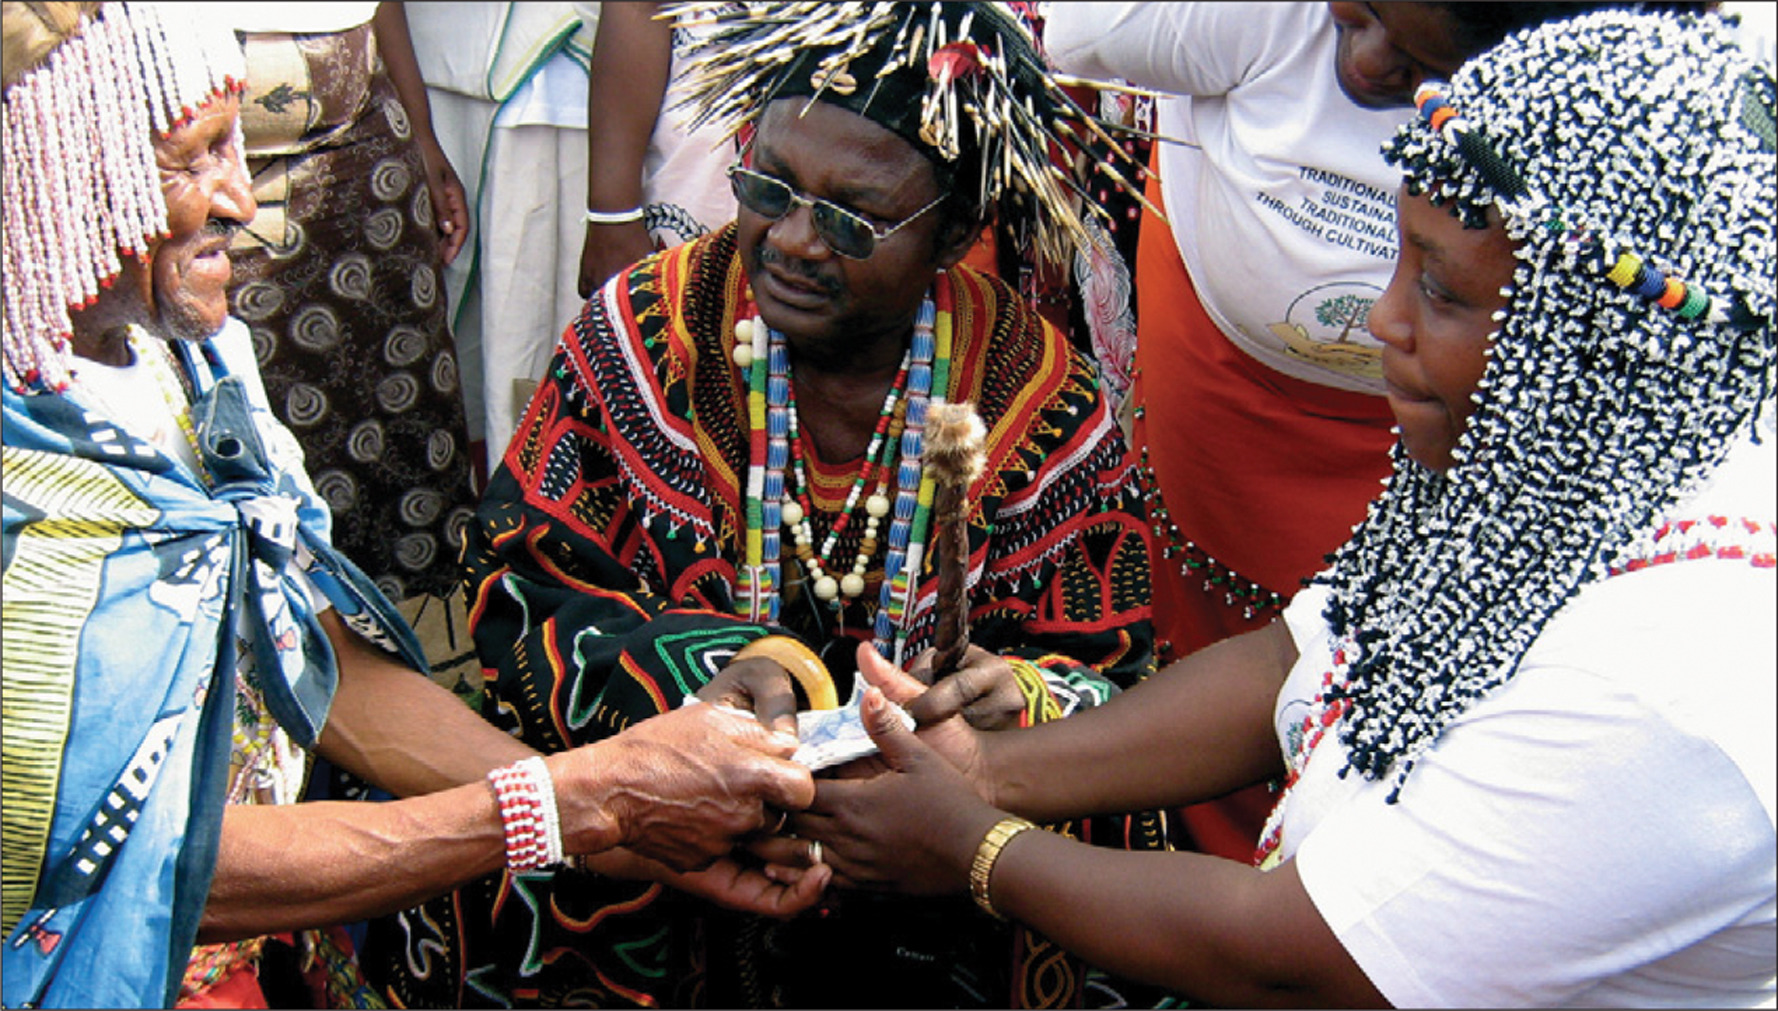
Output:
[1132,156,1397,860]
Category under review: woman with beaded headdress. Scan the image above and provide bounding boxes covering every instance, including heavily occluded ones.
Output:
[1046,0,1713,865]
[376,2,1172,1006]
[794,9,1776,1006]
[1,4,826,1005]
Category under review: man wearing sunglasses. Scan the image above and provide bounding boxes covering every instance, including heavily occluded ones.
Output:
[401,3,1165,1008]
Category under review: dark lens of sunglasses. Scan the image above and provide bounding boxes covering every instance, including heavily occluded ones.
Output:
[811,205,874,259]
[734,172,791,217]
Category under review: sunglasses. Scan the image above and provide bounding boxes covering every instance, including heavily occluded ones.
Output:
[727,164,947,260]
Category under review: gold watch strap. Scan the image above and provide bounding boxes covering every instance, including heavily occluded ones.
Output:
[969,816,1037,919]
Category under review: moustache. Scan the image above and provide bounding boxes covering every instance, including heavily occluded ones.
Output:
[756,244,842,297]
[202,219,244,243]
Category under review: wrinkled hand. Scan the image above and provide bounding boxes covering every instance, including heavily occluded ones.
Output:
[906,645,1025,730]
[550,702,814,872]
[416,139,469,265]
[797,686,1003,895]
[696,655,801,737]
[578,220,657,298]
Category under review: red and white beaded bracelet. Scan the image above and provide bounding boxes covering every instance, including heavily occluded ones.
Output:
[488,756,565,871]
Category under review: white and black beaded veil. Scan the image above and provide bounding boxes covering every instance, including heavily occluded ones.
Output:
[1320,10,1776,799]
[1,1,245,393]
[659,1,1159,269]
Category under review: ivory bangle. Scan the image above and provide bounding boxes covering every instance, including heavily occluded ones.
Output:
[732,635,838,709]
[583,206,644,224]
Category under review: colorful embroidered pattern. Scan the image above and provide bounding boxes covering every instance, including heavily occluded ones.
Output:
[374,226,1157,1008]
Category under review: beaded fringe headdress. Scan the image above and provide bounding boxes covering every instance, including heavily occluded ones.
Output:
[2,1,245,394]
[1320,10,1775,799]
[661,1,1158,267]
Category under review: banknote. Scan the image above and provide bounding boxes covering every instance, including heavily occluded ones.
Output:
[681,675,913,771]
[792,674,914,771]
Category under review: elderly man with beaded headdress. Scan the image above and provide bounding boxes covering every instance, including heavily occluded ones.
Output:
[773,8,1776,1007]
[391,2,1165,1006]
[1,4,833,1006]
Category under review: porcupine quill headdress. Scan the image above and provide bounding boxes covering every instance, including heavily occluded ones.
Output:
[2,1,245,394]
[1321,9,1775,800]
[660,1,1161,267]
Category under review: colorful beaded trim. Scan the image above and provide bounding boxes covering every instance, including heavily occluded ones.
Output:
[1608,515,1776,575]
[1413,82,1764,331]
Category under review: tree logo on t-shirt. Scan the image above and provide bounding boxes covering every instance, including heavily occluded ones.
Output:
[1266,282,1385,381]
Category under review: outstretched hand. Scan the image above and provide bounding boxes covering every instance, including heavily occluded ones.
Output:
[833,643,995,791]
[551,702,813,872]
[587,840,830,919]
[796,685,1004,896]
[659,846,831,918]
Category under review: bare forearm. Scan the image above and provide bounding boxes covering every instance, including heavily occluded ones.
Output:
[989,623,1295,820]
[989,833,1385,1007]
[372,2,441,145]
[200,786,504,942]
[315,610,533,796]
[584,2,671,209]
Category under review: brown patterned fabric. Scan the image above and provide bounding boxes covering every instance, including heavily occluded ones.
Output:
[229,23,475,601]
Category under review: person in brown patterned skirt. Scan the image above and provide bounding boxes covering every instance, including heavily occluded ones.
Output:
[227,3,476,625]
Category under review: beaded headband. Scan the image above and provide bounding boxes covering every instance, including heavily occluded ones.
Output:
[662,1,1160,267]
[2,2,246,394]
[1320,10,1775,798]
[1411,81,1766,333]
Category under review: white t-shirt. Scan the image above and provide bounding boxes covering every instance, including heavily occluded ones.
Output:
[1046,2,1407,394]
[1273,434,1778,1007]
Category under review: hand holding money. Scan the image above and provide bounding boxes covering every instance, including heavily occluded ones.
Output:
[692,643,915,772]
[792,674,916,771]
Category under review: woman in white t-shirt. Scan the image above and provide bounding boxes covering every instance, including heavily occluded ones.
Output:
[775,11,1776,1006]
[1044,0,1695,861]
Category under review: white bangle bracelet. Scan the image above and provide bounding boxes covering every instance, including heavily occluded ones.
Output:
[583,206,644,225]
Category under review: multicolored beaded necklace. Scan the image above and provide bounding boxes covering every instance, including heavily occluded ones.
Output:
[735,278,956,663]
[785,367,907,604]
[1253,513,1777,870]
